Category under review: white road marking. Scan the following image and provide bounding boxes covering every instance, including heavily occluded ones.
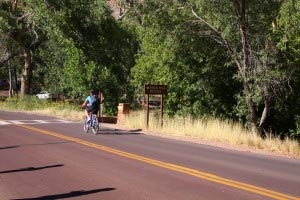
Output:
[9,120,26,124]
[0,121,10,125]
[0,120,74,125]
[56,120,73,123]
[33,120,51,124]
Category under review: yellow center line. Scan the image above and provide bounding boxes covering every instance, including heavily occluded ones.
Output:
[12,123,300,200]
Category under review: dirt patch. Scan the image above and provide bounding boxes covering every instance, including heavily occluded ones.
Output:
[0,90,9,97]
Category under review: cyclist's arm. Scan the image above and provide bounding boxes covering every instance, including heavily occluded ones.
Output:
[81,101,88,108]
[81,96,90,108]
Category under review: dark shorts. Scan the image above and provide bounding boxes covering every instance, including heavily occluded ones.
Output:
[86,106,98,114]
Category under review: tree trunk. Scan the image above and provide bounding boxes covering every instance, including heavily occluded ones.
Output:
[248,97,258,133]
[20,49,32,96]
[234,0,249,73]
[245,87,258,134]
[234,0,260,133]
[14,64,19,97]
[8,60,13,98]
[11,0,18,9]
[259,89,270,135]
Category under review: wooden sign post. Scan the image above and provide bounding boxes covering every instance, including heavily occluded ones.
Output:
[144,84,167,128]
[98,90,104,122]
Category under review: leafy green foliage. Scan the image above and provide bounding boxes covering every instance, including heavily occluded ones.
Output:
[0,0,137,115]
[130,1,240,118]
[272,0,300,134]
[45,0,138,114]
[1,0,300,136]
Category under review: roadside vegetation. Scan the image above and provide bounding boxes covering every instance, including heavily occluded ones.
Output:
[0,96,84,121]
[1,1,300,157]
[0,97,299,157]
[121,111,300,158]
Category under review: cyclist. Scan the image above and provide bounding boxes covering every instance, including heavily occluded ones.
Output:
[81,90,100,122]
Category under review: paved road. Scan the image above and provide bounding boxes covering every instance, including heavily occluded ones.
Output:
[1,111,300,200]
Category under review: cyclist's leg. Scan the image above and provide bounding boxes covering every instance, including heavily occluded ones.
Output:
[92,110,99,127]
[85,107,92,121]
[90,110,99,134]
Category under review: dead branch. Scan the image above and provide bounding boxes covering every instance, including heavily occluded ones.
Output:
[187,3,245,79]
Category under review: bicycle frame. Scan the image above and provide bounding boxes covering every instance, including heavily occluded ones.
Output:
[83,113,99,134]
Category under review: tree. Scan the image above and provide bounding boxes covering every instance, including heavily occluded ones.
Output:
[1,0,138,115]
[44,0,138,113]
[273,0,300,136]
[186,0,287,134]
[130,1,239,118]
[0,0,61,96]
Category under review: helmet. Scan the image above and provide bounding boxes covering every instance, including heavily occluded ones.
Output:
[90,90,96,95]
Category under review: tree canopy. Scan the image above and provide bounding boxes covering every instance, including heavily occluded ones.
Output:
[1,0,300,137]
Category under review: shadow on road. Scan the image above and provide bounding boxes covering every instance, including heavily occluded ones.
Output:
[98,128,143,135]
[0,164,64,174]
[0,145,19,150]
[12,188,116,200]
[24,142,71,146]
[0,142,70,150]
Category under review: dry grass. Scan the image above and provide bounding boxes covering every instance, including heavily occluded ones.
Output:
[1,97,299,157]
[27,108,84,122]
[121,110,300,158]
[0,97,85,122]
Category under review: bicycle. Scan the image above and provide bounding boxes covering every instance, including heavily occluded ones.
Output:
[83,113,99,134]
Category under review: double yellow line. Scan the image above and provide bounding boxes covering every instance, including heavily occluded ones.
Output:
[15,123,300,200]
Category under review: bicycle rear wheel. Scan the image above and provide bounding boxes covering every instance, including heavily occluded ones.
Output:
[91,115,99,134]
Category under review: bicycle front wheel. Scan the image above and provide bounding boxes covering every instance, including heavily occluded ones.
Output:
[83,116,89,133]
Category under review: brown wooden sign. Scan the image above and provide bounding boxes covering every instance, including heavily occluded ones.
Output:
[144,84,167,128]
[144,84,167,95]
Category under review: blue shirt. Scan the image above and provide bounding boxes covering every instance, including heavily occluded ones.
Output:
[85,95,94,106]
[85,95,100,108]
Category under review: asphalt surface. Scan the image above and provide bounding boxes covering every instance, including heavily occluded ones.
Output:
[1,111,300,200]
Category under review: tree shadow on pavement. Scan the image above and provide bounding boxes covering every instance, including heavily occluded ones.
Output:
[12,188,116,200]
[0,142,70,150]
[24,142,70,146]
[0,145,19,150]
[0,164,64,174]
[98,128,143,135]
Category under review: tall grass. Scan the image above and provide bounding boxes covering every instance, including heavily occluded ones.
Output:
[0,96,84,121]
[1,97,299,157]
[121,110,300,158]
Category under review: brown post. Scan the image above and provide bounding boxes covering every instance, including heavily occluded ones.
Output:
[146,94,150,129]
[161,94,164,126]
[117,103,130,123]
[98,90,103,122]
